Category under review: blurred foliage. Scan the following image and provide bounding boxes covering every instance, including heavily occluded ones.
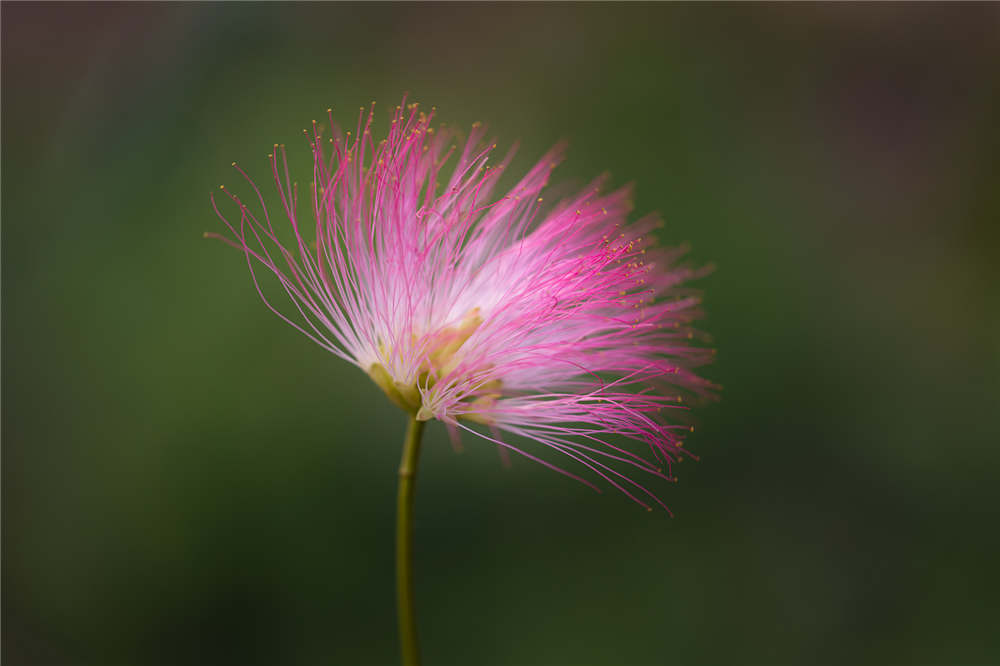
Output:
[3,4,999,665]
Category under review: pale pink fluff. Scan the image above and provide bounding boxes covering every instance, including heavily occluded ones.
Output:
[210,100,716,511]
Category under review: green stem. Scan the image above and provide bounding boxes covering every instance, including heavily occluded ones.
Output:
[396,414,425,666]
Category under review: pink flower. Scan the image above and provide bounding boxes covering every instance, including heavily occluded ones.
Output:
[210,99,716,511]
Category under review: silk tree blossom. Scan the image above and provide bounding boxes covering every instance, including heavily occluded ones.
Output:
[210,100,716,512]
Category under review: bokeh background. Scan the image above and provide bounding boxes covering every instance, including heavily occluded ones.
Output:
[4,3,999,665]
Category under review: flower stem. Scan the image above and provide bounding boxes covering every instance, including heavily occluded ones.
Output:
[396,414,425,666]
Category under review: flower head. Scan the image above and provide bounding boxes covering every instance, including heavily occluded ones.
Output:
[211,99,716,511]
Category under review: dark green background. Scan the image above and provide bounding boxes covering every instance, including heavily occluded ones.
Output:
[4,3,998,665]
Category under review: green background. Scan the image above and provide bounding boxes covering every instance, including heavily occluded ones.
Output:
[4,3,998,665]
